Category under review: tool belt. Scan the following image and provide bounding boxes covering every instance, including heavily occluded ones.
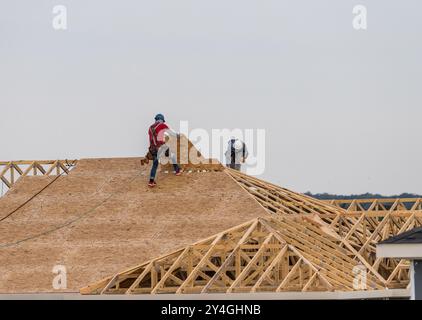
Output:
[141,149,155,165]
[149,143,170,157]
[146,150,154,160]
[149,145,158,156]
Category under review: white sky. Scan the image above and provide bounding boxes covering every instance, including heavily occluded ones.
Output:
[1,0,421,195]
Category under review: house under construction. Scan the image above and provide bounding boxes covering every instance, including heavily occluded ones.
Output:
[1,137,420,299]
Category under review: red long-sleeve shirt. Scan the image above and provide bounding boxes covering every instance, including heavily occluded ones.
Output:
[148,121,169,147]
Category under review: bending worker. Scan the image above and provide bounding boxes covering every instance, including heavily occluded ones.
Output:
[148,114,181,187]
[225,137,248,171]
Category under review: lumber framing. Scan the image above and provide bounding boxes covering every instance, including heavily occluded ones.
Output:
[225,168,342,218]
[81,215,386,295]
[0,160,77,191]
[226,169,421,287]
[326,198,422,212]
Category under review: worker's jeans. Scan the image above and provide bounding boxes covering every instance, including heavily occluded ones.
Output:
[150,145,180,180]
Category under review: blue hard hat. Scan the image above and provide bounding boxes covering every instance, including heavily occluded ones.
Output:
[154,113,165,122]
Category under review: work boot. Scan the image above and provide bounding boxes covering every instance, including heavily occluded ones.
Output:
[175,169,182,176]
[148,180,157,188]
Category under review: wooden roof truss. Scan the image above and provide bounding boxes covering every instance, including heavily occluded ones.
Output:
[0,160,77,190]
[81,215,386,295]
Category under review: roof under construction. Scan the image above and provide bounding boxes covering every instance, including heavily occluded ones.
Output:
[1,138,421,297]
[81,169,421,296]
[0,157,267,293]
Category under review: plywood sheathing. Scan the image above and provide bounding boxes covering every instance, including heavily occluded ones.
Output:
[159,134,223,172]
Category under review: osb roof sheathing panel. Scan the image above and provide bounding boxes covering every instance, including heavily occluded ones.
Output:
[0,157,267,293]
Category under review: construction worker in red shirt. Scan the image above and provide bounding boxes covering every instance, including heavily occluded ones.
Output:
[148,114,181,187]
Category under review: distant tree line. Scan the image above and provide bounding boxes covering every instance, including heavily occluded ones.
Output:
[305,192,422,200]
